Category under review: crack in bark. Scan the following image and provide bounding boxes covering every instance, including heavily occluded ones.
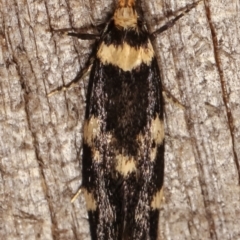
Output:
[160,2,219,238]
[204,0,240,184]
[9,1,58,239]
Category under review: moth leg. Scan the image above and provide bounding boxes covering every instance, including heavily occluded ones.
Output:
[68,32,100,40]
[71,187,82,203]
[162,89,186,110]
[47,26,100,97]
[47,62,93,97]
[71,186,83,203]
[52,27,100,40]
[150,0,202,39]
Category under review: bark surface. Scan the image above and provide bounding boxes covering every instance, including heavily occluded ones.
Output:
[0,0,239,239]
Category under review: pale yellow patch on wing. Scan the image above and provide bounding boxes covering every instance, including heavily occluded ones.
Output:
[150,114,164,145]
[83,117,100,146]
[136,114,164,161]
[116,154,136,177]
[150,147,157,162]
[114,7,137,28]
[92,149,101,162]
[151,188,163,209]
[82,188,97,211]
[149,114,164,161]
[97,41,154,72]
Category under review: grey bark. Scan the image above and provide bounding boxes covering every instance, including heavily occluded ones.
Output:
[0,0,239,239]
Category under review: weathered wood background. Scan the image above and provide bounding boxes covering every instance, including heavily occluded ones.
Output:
[0,0,239,239]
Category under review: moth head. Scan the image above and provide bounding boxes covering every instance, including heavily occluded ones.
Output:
[117,0,135,8]
[114,0,138,29]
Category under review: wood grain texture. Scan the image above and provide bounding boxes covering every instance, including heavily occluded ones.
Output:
[0,0,239,239]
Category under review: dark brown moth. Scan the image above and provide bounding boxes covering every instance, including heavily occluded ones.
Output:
[82,0,164,239]
[50,0,201,239]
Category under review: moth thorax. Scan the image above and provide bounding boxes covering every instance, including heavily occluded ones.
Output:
[114,6,138,29]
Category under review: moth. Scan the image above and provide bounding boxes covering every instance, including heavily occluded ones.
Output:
[81,1,164,239]
[50,0,200,239]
